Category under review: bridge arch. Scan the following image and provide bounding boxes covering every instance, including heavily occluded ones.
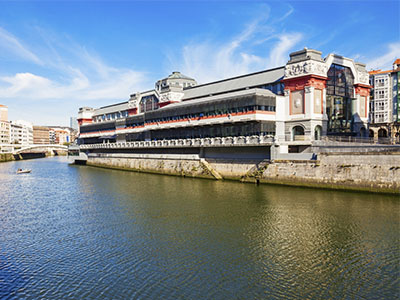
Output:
[14,144,68,154]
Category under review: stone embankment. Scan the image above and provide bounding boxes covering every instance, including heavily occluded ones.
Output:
[0,153,15,162]
[86,152,400,194]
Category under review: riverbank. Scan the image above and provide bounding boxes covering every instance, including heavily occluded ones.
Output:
[85,151,400,194]
[0,153,15,162]
[0,150,66,163]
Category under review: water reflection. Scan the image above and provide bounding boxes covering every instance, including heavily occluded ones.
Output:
[0,157,399,299]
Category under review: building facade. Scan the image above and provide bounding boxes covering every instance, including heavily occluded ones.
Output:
[10,120,33,145]
[0,105,10,146]
[70,117,78,131]
[50,126,77,145]
[369,59,400,140]
[33,126,50,144]
[77,48,371,155]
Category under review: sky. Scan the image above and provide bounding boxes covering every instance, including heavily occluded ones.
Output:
[0,0,399,126]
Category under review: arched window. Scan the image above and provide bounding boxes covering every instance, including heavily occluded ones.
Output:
[140,95,159,113]
[314,125,322,140]
[359,127,366,138]
[292,125,305,141]
[378,128,388,138]
[369,129,374,138]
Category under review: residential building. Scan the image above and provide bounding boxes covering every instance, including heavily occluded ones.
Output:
[33,126,50,144]
[49,126,75,144]
[10,120,33,145]
[0,105,10,145]
[369,59,400,140]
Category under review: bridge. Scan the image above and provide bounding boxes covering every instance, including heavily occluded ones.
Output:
[0,144,68,154]
[14,144,68,154]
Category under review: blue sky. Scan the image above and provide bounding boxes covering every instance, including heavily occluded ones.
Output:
[0,0,399,126]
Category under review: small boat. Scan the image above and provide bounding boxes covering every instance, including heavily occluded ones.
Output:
[16,168,31,174]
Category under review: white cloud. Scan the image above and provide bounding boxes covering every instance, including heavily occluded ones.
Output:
[0,27,42,65]
[170,8,302,84]
[365,42,400,70]
[266,33,303,68]
[0,26,150,125]
[0,69,147,101]
[0,27,149,101]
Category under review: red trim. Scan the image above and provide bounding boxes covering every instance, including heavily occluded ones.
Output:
[354,84,370,97]
[159,101,180,108]
[78,118,93,125]
[128,108,137,116]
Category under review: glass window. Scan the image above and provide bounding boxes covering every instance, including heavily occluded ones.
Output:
[326,64,355,134]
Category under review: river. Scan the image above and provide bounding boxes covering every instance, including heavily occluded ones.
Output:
[0,157,399,299]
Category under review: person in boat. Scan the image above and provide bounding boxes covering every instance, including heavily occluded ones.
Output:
[18,168,22,172]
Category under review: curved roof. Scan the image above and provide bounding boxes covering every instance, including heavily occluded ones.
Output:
[182,67,284,101]
[167,71,195,81]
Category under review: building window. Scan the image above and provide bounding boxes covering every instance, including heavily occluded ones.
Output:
[314,89,323,114]
[326,63,355,134]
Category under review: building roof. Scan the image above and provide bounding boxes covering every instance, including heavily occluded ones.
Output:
[95,101,129,116]
[167,71,195,81]
[167,88,276,109]
[369,59,400,75]
[369,69,388,75]
[182,67,284,101]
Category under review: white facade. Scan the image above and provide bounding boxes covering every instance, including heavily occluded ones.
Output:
[0,121,10,144]
[10,120,33,145]
[370,73,391,123]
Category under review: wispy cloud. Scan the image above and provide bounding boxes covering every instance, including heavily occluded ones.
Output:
[168,6,302,83]
[365,42,400,70]
[0,26,149,101]
[0,26,150,125]
[0,27,42,65]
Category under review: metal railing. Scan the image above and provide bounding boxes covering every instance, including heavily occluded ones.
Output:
[79,135,275,150]
[320,136,399,145]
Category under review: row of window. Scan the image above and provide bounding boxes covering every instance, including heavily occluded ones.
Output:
[376,90,388,99]
[372,101,388,111]
[94,111,129,122]
[144,105,275,124]
[125,121,275,142]
[373,112,389,123]
[82,103,276,134]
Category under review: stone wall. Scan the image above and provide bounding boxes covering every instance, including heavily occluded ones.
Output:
[86,152,400,194]
[0,153,15,162]
[87,154,215,179]
[259,153,400,193]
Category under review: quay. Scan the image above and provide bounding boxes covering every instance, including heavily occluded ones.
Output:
[73,138,400,194]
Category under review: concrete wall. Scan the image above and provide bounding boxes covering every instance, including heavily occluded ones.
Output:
[86,152,400,194]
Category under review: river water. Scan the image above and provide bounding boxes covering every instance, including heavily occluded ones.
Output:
[0,157,399,299]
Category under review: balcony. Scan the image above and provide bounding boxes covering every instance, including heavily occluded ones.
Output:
[79,135,275,150]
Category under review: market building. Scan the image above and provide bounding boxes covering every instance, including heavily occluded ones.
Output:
[77,48,371,156]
